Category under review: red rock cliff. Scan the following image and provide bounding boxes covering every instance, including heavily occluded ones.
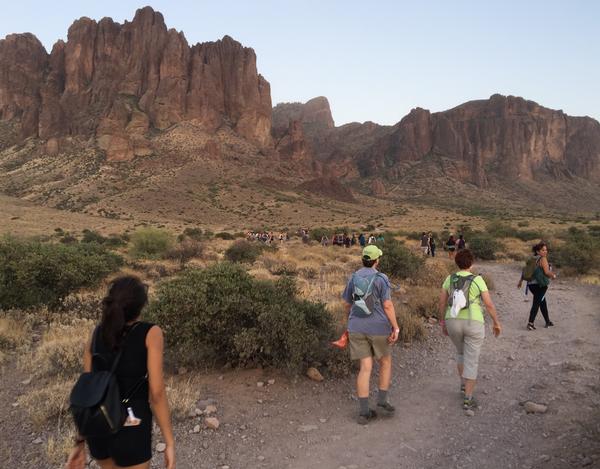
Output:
[0,7,272,160]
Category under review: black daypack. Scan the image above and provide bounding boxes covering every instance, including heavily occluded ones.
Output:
[70,324,142,438]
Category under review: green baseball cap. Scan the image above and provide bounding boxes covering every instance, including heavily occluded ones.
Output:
[362,245,383,260]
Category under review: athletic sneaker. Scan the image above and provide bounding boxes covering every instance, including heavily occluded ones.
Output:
[460,384,466,395]
[463,397,478,410]
[357,409,377,425]
[376,402,395,415]
[544,321,554,328]
[526,322,536,331]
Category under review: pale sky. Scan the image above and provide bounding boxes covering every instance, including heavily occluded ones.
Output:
[1,0,598,126]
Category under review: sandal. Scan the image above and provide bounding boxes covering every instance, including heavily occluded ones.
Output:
[527,322,536,331]
[357,409,377,425]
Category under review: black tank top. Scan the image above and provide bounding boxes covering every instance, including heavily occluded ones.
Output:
[92,321,155,402]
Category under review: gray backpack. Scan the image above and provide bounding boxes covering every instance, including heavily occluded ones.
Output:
[351,272,383,317]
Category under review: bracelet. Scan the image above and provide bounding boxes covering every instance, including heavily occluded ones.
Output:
[393,328,400,333]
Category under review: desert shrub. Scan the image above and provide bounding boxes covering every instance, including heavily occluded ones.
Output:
[587,225,600,238]
[181,227,204,241]
[24,319,92,379]
[396,310,426,343]
[552,231,599,275]
[398,230,422,241]
[517,221,529,227]
[0,237,123,310]
[18,381,71,427]
[224,240,273,264]
[130,228,174,258]
[485,221,513,238]
[81,229,106,244]
[298,266,318,279]
[467,233,502,260]
[164,239,204,266]
[514,229,545,241]
[377,239,424,279]
[59,233,78,244]
[412,260,454,287]
[165,376,199,420]
[147,263,333,371]
[0,316,31,350]
[262,255,297,276]
[214,231,235,240]
[310,227,330,242]
[402,286,439,318]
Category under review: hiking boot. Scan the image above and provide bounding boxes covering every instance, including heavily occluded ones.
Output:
[544,321,554,328]
[376,402,395,415]
[460,383,466,395]
[357,409,377,425]
[463,397,478,410]
[526,322,536,331]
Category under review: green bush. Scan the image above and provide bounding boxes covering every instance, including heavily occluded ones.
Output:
[147,263,333,371]
[485,221,513,238]
[81,229,106,244]
[214,232,235,240]
[179,227,205,242]
[164,239,204,266]
[0,237,123,310]
[130,228,174,258]
[468,233,502,260]
[377,240,424,279]
[224,240,273,264]
[310,227,330,242]
[552,229,600,274]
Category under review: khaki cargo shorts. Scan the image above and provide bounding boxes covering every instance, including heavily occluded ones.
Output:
[349,332,391,360]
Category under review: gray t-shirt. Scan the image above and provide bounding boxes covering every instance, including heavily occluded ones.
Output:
[342,267,393,336]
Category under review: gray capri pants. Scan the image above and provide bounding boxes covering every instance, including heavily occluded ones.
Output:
[446,319,485,380]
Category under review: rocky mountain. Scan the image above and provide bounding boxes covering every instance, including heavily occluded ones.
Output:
[0,6,271,161]
[274,94,600,191]
[1,7,599,215]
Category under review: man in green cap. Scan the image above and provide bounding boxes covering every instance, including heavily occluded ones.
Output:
[342,244,400,424]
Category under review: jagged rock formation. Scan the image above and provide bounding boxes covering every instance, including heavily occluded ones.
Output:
[0,7,271,160]
[275,94,600,187]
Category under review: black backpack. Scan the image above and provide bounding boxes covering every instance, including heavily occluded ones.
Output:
[69,324,143,438]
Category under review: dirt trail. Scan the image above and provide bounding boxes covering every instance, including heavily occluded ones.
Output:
[166,262,599,469]
[3,262,599,468]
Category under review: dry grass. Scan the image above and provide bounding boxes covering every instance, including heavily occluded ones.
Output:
[412,258,454,287]
[166,376,200,420]
[45,425,76,466]
[0,315,31,351]
[23,319,92,379]
[396,309,426,343]
[18,380,72,427]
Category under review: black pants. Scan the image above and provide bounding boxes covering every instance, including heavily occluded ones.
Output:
[528,284,550,324]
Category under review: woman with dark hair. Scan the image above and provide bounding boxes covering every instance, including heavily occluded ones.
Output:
[446,235,457,259]
[66,276,175,469]
[439,249,502,412]
[518,242,557,331]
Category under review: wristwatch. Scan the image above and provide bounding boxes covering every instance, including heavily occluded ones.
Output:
[393,328,400,333]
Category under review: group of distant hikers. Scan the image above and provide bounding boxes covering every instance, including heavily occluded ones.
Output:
[246,231,288,243]
[319,232,384,248]
[65,233,558,468]
[420,231,466,258]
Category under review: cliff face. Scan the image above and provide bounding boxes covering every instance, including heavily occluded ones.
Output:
[0,7,272,160]
[276,94,600,187]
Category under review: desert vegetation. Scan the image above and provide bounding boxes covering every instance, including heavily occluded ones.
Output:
[2,218,599,465]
